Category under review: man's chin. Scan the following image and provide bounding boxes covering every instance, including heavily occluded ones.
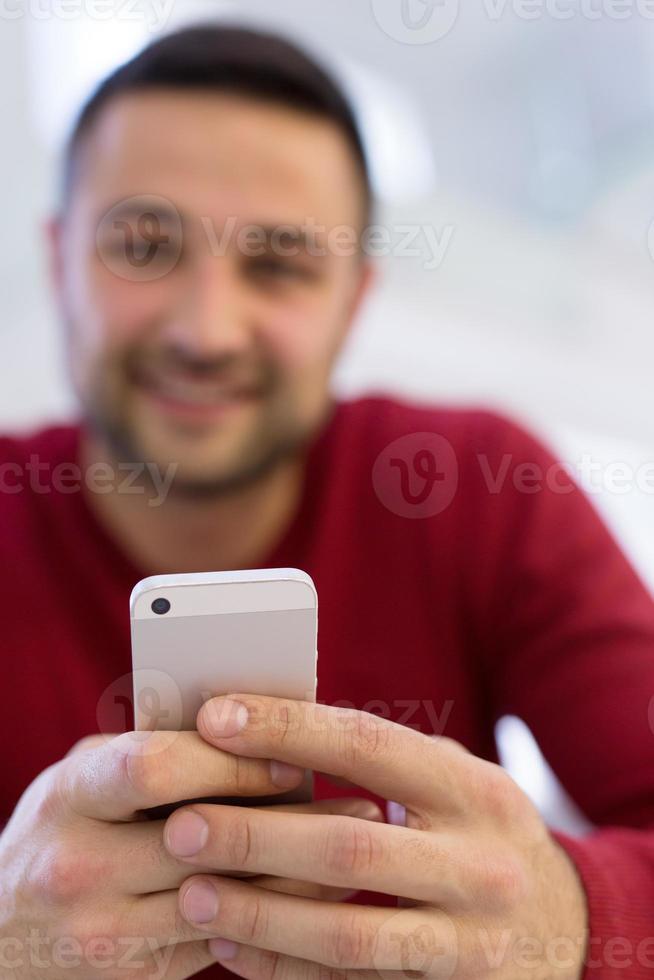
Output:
[86,390,316,499]
[123,424,307,500]
[153,449,301,499]
[131,403,259,471]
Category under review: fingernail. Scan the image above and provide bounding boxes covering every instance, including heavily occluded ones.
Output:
[270,760,305,788]
[203,698,249,738]
[183,880,219,924]
[209,938,238,960]
[166,810,209,857]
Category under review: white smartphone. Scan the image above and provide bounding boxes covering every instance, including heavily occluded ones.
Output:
[130,568,318,807]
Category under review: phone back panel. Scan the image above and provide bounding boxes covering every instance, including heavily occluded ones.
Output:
[132,606,317,729]
[130,570,317,807]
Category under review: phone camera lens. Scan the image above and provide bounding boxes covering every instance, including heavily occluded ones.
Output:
[151,597,171,616]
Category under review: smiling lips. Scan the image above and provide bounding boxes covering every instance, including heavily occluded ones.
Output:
[132,365,264,421]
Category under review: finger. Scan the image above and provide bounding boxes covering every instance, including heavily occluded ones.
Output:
[95,796,385,894]
[250,874,358,901]
[54,931,214,980]
[207,940,432,979]
[197,695,484,813]
[264,796,384,819]
[164,804,477,906]
[62,729,305,821]
[174,874,446,972]
[139,875,444,971]
[104,819,360,897]
[142,938,217,979]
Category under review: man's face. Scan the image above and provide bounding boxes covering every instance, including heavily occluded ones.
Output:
[51,90,371,493]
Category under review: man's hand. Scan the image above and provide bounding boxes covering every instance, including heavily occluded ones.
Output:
[0,729,382,978]
[162,695,589,979]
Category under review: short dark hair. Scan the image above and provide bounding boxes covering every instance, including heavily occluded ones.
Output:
[62,23,372,219]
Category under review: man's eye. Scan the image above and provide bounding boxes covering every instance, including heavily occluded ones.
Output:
[97,240,183,280]
[98,234,182,262]
[104,239,178,254]
[248,257,314,283]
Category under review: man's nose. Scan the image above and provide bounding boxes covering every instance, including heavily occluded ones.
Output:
[164,255,249,357]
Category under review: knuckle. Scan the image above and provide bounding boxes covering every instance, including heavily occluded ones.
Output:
[479,854,529,911]
[342,711,391,768]
[34,908,147,979]
[480,764,523,825]
[324,911,376,969]
[35,847,80,905]
[221,753,256,795]
[322,819,381,878]
[221,814,256,869]
[253,947,288,980]
[60,912,126,960]
[269,699,298,748]
[35,843,103,906]
[239,893,270,946]
[123,739,173,803]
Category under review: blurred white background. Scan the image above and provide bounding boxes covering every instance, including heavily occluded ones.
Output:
[3,0,654,830]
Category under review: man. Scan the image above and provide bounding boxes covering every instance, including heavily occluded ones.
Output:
[0,23,652,980]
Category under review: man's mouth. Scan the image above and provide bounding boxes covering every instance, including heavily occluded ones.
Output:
[131,366,263,421]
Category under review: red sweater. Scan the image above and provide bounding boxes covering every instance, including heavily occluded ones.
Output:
[2,397,653,979]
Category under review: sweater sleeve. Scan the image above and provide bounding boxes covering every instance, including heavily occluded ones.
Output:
[459,412,654,979]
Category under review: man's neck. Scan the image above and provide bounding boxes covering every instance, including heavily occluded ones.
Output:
[79,433,306,574]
